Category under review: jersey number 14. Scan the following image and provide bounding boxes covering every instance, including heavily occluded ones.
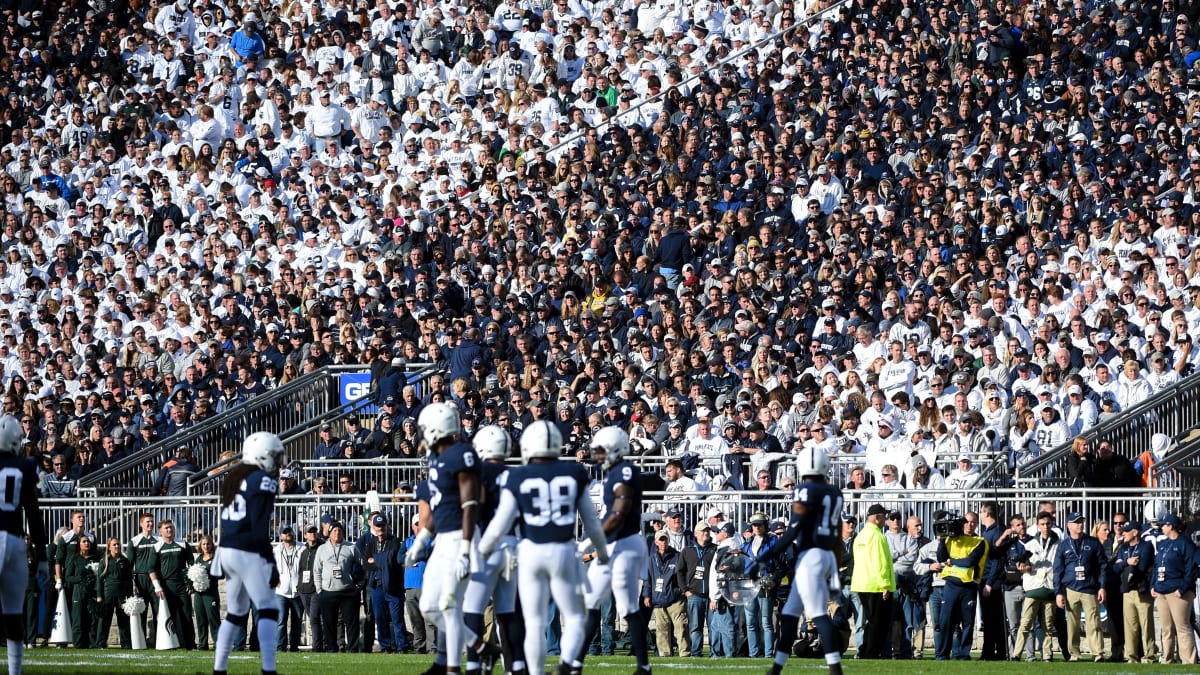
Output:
[797,488,843,537]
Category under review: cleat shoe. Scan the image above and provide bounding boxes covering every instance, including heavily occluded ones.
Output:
[418,664,447,675]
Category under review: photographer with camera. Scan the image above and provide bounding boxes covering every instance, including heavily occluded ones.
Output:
[934,511,988,661]
[1053,512,1107,662]
[914,512,950,658]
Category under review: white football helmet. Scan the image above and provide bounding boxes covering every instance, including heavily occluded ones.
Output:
[519,420,562,463]
[418,402,461,448]
[473,425,513,461]
[1144,499,1168,525]
[243,431,286,473]
[795,445,831,480]
[590,426,630,469]
[0,415,21,455]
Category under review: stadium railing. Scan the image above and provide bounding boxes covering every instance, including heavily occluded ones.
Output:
[78,365,384,497]
[184,363,441,497]
[1015,374,1200,487]
[40,487,1178,547]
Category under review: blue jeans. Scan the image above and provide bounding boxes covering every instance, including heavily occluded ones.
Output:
[929,586,945,656]
[744,593,774,658]
[708,602,734,657]
[686,594,707,656]
[588,592,615,655]
[850,590,865,650]
[546,600,561,655]
[276,594,304,649]
[369,587,407,651]
[902,593,925,657]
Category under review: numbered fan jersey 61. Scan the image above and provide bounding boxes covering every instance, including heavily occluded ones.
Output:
[507,461,590,545]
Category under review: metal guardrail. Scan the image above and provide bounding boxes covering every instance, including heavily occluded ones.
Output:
[186,363,441,496]
[40,487,1182,548]
[79,365,372,496]
[1151,428,1200,486]
[1015,373,1200,486]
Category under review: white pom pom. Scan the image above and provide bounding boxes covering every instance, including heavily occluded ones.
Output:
[187,563,211,592]
[122,595,147,617]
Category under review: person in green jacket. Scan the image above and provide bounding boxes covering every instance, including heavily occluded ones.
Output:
[65,535,101,648]
[191,535,221,650]
[149,519,196,650]
[851,504,897,659]
[96,537,134,649]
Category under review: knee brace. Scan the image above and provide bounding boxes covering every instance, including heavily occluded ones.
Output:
[225,612,250,628]
[3,614,21,642]
[258,608,279,623]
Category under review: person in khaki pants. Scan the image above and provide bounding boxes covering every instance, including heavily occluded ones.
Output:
[1111,521,1157,663]
[1151,514,1197,665]
[643,530,689,656]
[1052,512,1107,662]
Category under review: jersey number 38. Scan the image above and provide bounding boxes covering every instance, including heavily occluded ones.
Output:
[519,476,576,527]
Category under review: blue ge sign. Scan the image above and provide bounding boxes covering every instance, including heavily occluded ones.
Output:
[340,372,377,413]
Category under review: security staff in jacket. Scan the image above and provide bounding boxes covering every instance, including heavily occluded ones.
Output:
[643,529,688,656]
[977,502,1011,660]
[935,511,988,661]
[852,504,896,659]
[314,521,362,652]
[1111,520,1156,663]
[297,526,326,652]
[359,513,408,653]
[678,520,717,657]
[1053,511,1107,662]
[1151,514,1198,664]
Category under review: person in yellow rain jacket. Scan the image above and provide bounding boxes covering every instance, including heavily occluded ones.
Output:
[851,504,896,658]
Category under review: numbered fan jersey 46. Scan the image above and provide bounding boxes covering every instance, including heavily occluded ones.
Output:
[219,469,277,558]
[428,442,479,534]
[506,462,590,545]
[792,482,844,552]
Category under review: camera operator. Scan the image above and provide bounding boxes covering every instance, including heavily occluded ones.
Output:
[1053,512,1107,662]
[935,511,988,661]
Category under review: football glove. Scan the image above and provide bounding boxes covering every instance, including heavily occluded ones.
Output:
[454,554,471,581]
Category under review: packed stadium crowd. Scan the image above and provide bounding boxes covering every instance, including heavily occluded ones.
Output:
[6,0,1200,668]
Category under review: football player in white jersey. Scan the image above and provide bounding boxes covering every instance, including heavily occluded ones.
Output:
[406,402,480,675]
[0,415,46,675]
[479,421,608,675]
[463,426,525,675]
[579,426,652,674]
[213,431,287,675]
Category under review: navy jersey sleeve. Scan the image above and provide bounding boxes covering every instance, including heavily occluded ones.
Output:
[603,460,642,542]
[510,462,586,545]
[478,462,506,529]
[794,482,843,552]
[221,469,278,560]
[430,442,480,533]
[0,456,47,560]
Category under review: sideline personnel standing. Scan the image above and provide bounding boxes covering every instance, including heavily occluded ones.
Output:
[1053,512,1107,662]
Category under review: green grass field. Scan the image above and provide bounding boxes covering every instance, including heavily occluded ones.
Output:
[17,650,1200,674]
